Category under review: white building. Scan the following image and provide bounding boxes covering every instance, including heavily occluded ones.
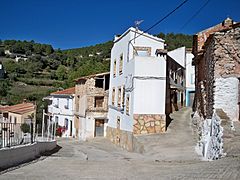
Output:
[106,27,186,150]
[168,47,195,107]
[185,49,195,107]
[46,87,76,137]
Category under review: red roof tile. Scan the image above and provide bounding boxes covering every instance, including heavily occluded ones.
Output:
[0,103,36,114]
[51,87,75,95]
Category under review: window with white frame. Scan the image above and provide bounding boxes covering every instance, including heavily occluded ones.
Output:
[121,86,125,108]
[117,87,121,108]
[113,59,117,77]
[119,54,123,75]
[65,98,69,109]
[126,94,130,115]
[112,88,115,106]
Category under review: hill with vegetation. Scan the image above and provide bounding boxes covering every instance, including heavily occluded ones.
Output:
[0,32,192,123]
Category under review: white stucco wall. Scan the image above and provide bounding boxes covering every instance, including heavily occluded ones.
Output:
[48,95,76,137]
[49,96,74,115]
[214,77,239,121]
[134,79,166,114]
[79,114,107,140]
[108,27,166,132]
[186,52,195,90]
[168,47,186,67]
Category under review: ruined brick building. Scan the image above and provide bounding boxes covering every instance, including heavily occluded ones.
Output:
[74,72,110,140]
[192,18,240,159]
[193,17,240,122]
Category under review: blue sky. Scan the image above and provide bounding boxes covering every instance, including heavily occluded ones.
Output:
[0,0,239,49]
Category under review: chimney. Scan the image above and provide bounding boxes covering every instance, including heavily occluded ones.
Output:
[222,17,233,27]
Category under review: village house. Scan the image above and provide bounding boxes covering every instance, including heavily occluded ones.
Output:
[74,72,110,140]
[44,87,76,138]
[0,101,36,140]
[185,48,195,107]
[0,102,36,124]
[193,18,240,120]
[192,17,240,159]
[106,27,188,151]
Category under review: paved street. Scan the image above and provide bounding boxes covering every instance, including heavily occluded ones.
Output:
[1,108,240,180]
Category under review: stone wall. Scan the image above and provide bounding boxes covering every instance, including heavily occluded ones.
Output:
[133,114,166,134]
[204,27,240,121]
[214,77,239,121]
[106,126,144,153]
[195,26,240,120]
[193,24,240,160]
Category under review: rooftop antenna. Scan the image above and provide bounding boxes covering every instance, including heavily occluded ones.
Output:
[134,20,144,43]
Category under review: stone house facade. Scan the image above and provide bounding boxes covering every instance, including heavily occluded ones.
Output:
[192,17,236,117]
[74,72,110,140]
[204,23,240,121]
[192,18,240,160]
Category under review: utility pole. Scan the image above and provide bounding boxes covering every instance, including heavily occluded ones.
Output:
[42,109,45,140]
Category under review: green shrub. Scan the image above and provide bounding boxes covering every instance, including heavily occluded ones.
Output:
[20,123,30,133]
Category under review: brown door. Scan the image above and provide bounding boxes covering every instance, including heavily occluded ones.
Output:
[94,119,104,137]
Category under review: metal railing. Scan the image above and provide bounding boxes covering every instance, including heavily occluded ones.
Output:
[0,122,35,149]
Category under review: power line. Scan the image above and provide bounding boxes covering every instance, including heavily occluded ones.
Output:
[130,0,189,43]
[180,0,211,31]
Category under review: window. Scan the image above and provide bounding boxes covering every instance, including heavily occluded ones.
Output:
[94,96,104,108]
[95,77,104,88]
[76,95,80,112]
[117,116,120,129]
[14,117,17,124]
[122,86,125,108]
[119,54,123,75]
[134,47,151,57]
[118,87,121,108]
[55,116,59,123]
[65,99,69,109]
[113,59,117,77]
[65,118,68,130]
[112,88,115,106]
[126,95,130,115]
[10,116,12,122]
[55,98,59,108]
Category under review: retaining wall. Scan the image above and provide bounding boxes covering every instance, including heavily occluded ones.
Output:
[0,141,57,171]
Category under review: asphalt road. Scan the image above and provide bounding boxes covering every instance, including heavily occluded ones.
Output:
[1,108,240,180]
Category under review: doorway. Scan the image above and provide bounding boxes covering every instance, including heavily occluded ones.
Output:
[94,119,104,137]
[70,120,72,136]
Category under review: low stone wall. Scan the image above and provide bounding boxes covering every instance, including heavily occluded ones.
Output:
[0,141,57,171]
[133,114,166,134]
[106,126,144,153]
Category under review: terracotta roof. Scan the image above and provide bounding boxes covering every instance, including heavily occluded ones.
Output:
[51,87,75,95]
[0,103,36,115]
[75,72,110,81]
